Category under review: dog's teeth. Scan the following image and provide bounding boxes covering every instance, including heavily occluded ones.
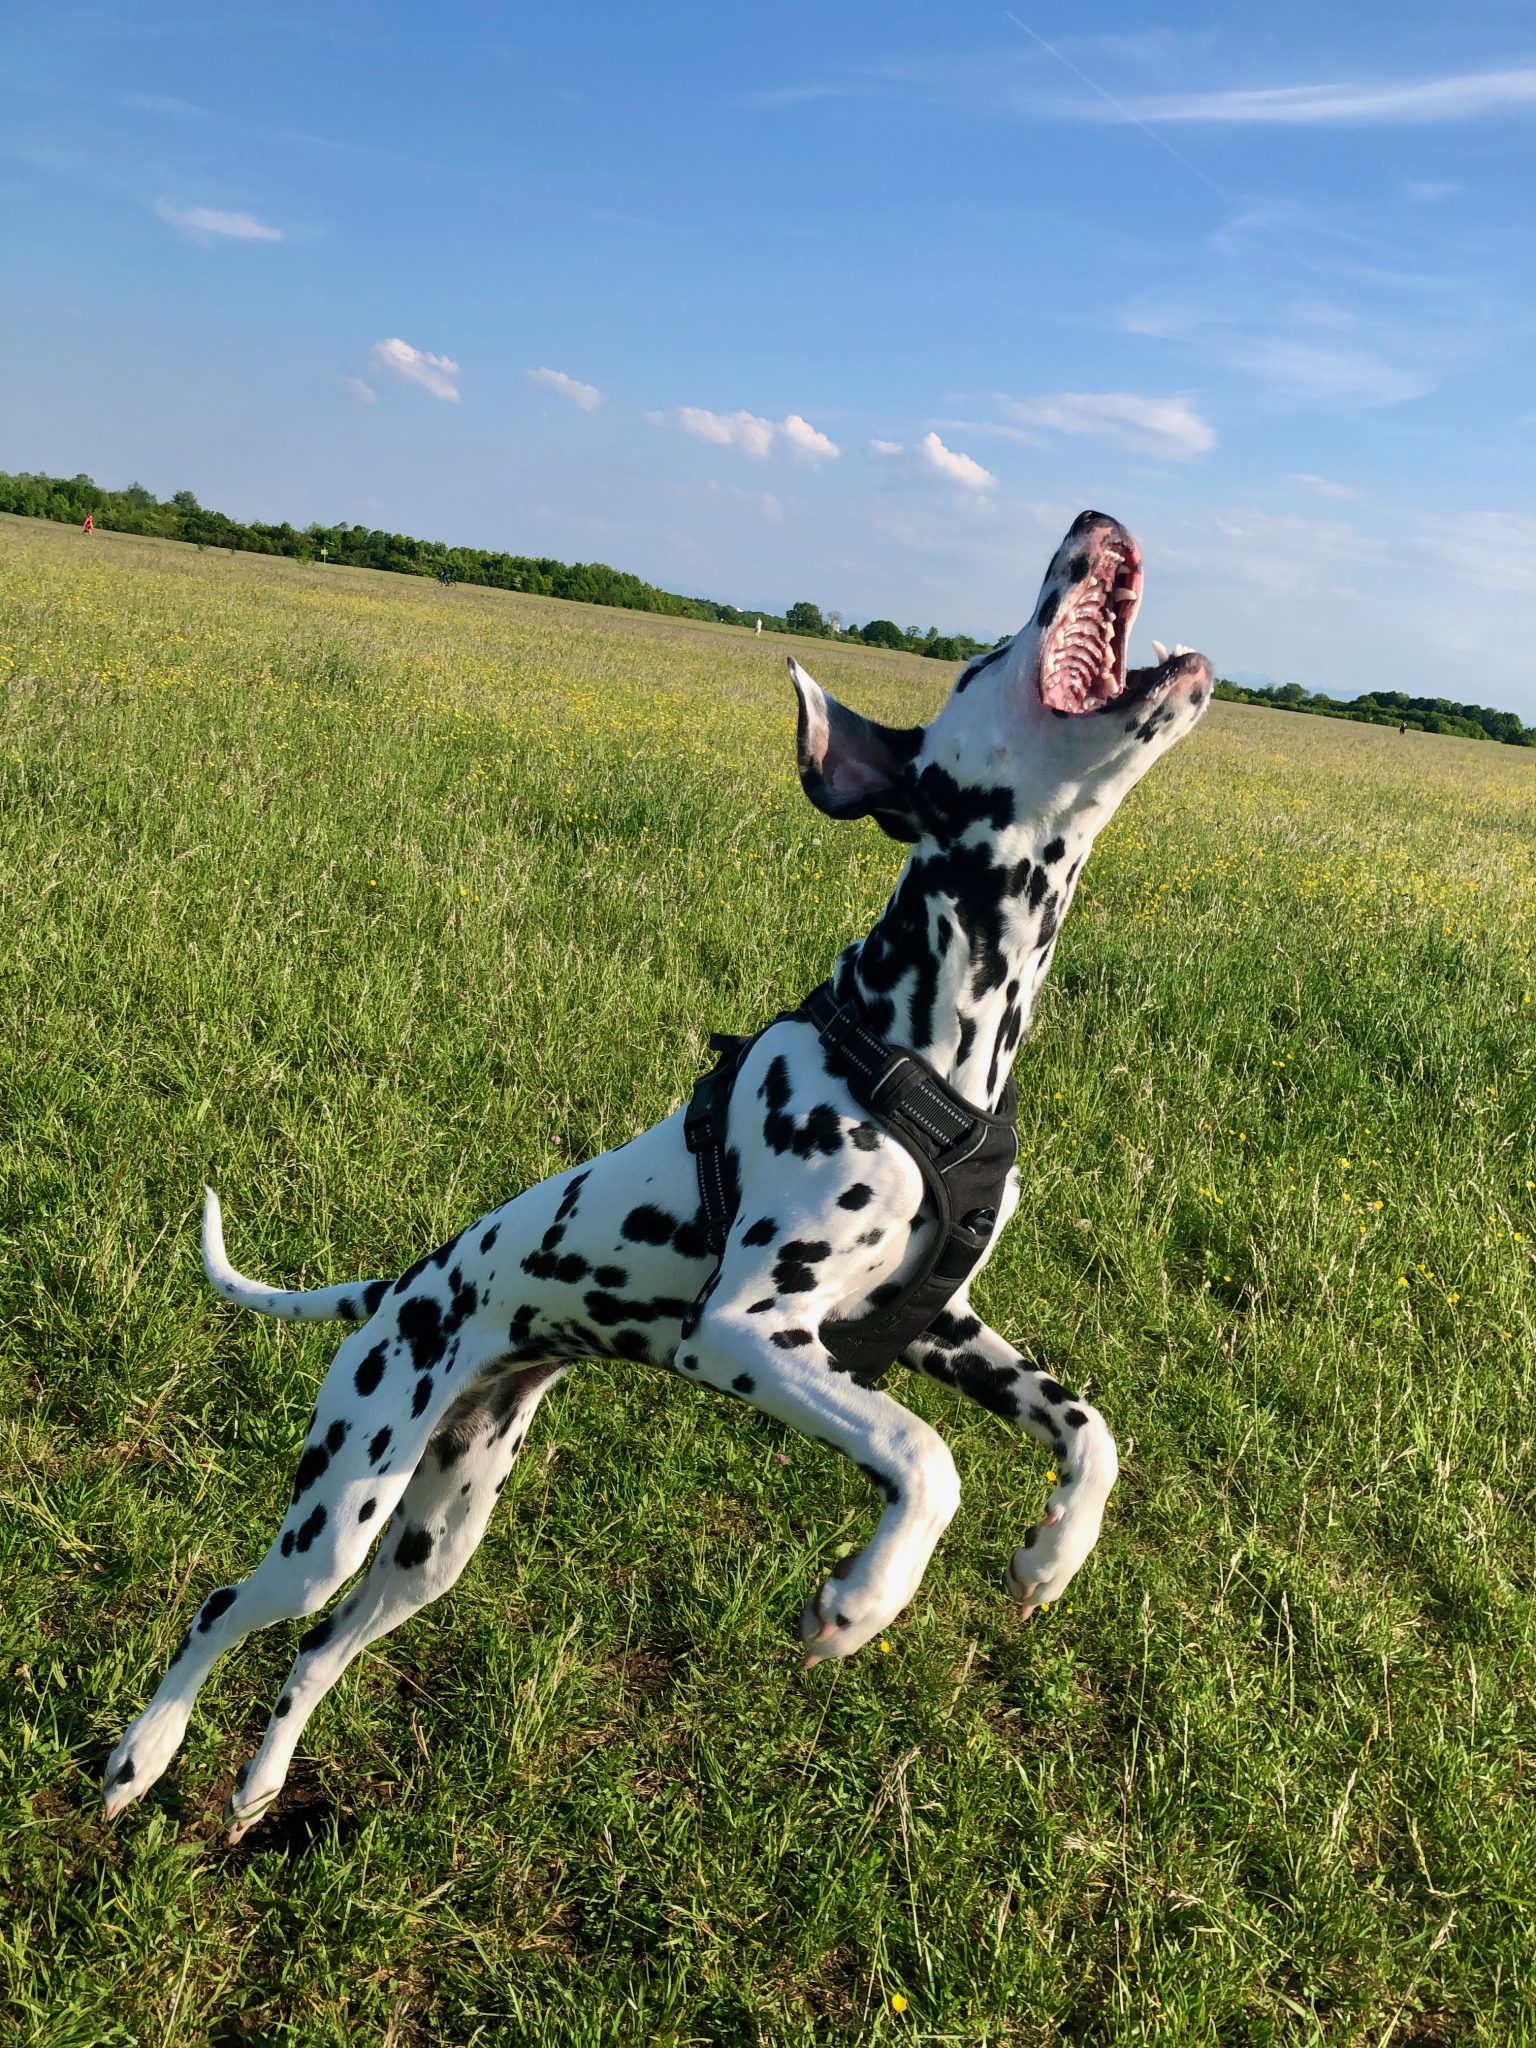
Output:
[1151,640,1168,663]
[1172,642,1190,657]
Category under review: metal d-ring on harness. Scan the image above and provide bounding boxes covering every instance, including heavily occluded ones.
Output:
[681,982,1019,1383]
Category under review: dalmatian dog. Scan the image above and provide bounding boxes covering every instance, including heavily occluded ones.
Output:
[103,511,1211,1839]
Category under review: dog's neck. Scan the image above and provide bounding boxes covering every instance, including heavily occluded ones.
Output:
[831,812,1099,1111]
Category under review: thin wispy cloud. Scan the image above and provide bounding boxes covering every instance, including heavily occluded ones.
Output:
[649,406,840,461]
[156,201,283,244]
[344,375,378,403]
[1286,472,1359,501]
[1216,338,1427,405]
[369,337,461,403]
[527,366,602,411]
[1072,65,1536,126]
[996,391,1216,459]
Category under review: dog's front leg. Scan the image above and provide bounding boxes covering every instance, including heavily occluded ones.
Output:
[904,1307,1118,1617]
[685,1298,961,1666]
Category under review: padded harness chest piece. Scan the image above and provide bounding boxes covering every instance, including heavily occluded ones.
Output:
[682,983,1018,1381]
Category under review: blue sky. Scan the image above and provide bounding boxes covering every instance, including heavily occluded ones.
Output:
[5,2,1535,713]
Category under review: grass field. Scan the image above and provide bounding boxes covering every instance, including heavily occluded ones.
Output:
[2,510,1534,2046]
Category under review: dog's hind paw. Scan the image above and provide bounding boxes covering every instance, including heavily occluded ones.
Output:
[1004,1499,1102,1618]
[102,1702,190,1820]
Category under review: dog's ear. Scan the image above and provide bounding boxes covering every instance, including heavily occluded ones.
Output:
[787,658,924,842]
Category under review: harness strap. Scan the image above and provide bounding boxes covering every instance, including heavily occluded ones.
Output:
[681,984,1018,1375]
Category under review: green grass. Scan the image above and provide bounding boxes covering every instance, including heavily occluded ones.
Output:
[2,511,1534,2046]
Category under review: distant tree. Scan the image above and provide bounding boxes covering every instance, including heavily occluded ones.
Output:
[786,600,826,636]
[172,489,201,514]
[825,610,843,634]
[861,618,905,649]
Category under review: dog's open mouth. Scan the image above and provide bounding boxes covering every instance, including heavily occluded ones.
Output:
[1037,525,1183,718]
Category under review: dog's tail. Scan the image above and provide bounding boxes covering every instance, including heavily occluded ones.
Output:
[202,1187,391,1322]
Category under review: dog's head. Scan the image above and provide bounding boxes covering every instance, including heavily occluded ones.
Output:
[789,511,1210,849]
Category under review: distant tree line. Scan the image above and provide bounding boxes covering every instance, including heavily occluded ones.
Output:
[5,469,1533,742]
[0,470,994,663]
[1210,676,1534,747]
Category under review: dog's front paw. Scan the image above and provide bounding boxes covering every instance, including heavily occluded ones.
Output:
[1004,1496,1104,1619]
[798,1551,905,1667]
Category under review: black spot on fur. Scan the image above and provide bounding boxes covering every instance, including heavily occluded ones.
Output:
[280,1530,295,1558]
[298,1615,334,1655]
[359,1497,377,1523]
[772,1328,812,1349]
[555,1171,589,1222]
[760,1057,844,1159]
[412,1374,434,1418]
[354,1344,387,1398]
[774,1239,831,1293]
[521,1248,590,1283]
[623,1204,676,1245]
[1063,1405,1088,1429]
[1042,836,1066,864]
[747,1297,775,1314]
[291,1443,330,1501]
[362,1279,389,1316]
[1038,1377,1072,1404]
[198,1586,237,1632]
[672,1218,711,1260]
[325,1418,348,1455]
[368,1426,392,1465]
[838,1184,873,1211]
[594,1264,628,1288]
[295,1504,327,1553]
[742,1216,777,1247]
[395,1525,434,1569]
[732,1373,755,1395]
[850,1122,881,1152]
[274,1694,293,1719]
[338,1297,357,1321]
[480,1224,500,1253]
[679,1352,699,1371]
[925,1309,983,1350]
[398,1295,448,1375]
[609,1329,652,1362]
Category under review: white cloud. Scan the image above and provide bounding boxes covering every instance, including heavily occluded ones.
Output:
[344,376,378,404]
[653,405,840,461]
[369,337,461,403]
[869,438,904,457]
[997,390,1216,459]
[527,366,602,411]
[780,412,840,460]
[1088,66,1536,126]
[156,200,283,244]
[1404,180,1461,201]
[917,432,997,490]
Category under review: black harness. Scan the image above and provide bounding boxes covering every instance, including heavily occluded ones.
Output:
[682,982,1018,1383]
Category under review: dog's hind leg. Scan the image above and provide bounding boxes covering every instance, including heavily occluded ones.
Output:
[223,1363,565,1840]
[103,1320,521,1818]
[904,1306,1118,1617]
